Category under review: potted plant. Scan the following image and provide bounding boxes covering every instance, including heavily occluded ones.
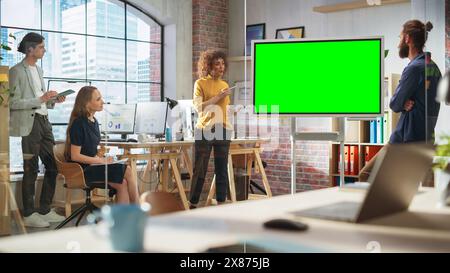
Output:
[433,135,450,206]
[0,33,16,107]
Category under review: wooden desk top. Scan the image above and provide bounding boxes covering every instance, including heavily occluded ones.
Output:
[0,187,449,253]
[101,138,270,149]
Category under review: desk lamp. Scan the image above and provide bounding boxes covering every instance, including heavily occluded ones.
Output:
[163,97,179,141]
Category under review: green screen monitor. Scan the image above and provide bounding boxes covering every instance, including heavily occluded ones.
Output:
[252,37,384,117]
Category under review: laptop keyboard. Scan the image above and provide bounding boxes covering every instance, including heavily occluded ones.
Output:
[290,201,361,222]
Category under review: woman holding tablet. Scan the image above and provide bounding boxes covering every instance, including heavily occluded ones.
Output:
[189,50,234,209]
[64,86,139,204]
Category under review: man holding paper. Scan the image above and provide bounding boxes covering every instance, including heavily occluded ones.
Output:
[9,32,66,227]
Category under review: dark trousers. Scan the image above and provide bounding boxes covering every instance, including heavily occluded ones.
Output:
[189,127,231,204]
[21,114,57,216]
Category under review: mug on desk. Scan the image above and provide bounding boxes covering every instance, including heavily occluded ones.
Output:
[90,204,151,252]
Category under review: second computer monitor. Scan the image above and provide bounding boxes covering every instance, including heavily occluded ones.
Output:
[135,101,167,135]
[97,104,136,134]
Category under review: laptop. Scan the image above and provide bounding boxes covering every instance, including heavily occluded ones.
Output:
[291,143,434,223]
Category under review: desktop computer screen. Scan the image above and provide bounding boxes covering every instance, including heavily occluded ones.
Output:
[169,99,196,136]
[96,104,137,134]
[134,101,167,135]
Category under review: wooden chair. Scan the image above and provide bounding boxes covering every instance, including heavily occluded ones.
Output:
[53,143,114,229]
[140,191,184,216]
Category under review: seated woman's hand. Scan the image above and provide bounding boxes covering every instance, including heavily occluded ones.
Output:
[96,156,114,164]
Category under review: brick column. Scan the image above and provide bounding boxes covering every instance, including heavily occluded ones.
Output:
[192,0,229,82]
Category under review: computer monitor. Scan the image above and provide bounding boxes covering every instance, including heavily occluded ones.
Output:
[170,99,196,135]
[252,37,384,116]
[134,102,167,136]
[96,104,136,134]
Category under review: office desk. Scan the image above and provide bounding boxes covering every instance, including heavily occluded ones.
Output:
[1,187,449,253]
[102,141,194,210]
[104,139,272,208]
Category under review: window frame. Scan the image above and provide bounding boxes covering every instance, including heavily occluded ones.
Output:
[1,0,164,173]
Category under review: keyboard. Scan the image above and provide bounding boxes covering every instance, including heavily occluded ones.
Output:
[102,139,127,143]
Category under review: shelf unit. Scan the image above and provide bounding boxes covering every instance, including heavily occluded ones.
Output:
[328,73,401,186]
[228,56,251,62]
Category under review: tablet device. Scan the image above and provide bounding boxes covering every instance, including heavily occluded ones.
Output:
[56,89,76,98]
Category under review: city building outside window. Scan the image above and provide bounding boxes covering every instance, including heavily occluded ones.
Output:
[0,0,163,173]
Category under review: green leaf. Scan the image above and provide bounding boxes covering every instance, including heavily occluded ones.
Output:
[384,49,389,58]
[8,33,16,40]
[1,44,11,51]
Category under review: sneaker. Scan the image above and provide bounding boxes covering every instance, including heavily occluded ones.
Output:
[39,209,65,223]
[24,212,50,228]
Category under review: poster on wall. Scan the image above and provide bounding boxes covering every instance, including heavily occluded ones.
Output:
[275,26,305,39]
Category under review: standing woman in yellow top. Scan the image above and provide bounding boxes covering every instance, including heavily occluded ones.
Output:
[189,50,233,209]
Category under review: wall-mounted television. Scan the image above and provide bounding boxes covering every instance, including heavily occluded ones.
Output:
[252,37,384,117]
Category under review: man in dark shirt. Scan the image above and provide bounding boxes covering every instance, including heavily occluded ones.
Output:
[359,20,441,182]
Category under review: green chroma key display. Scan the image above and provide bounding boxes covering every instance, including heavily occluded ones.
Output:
[253,38,383,116]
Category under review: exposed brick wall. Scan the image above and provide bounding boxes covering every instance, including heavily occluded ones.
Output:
[249,118,331,195]
[150,25,161,101]
[192,0,229,82]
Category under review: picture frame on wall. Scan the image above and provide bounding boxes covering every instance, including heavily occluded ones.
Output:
[246,23,265,56]
[275,26,305,39]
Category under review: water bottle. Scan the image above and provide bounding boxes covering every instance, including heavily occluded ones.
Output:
[165,127,172,142]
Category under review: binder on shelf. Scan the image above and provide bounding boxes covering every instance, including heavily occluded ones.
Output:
[349,145,359,175]
[383,112,389,144]
[370,120,377,143]
[376,117,383,144]
[338,145,350,174]
[335,176,357,186]
[345,120,359,143]
[364,146,383,165]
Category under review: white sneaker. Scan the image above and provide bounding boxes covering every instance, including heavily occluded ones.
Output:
[39,209,66,223]
[24,212,50,228]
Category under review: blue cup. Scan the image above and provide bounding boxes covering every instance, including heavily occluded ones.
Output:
[100,204,150,252]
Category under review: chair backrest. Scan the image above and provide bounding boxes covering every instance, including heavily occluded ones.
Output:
[140,192,184,216]
[53,143,86,189]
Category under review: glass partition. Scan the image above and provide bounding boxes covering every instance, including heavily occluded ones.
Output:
[1,0,162,236]
[241,0,444,194]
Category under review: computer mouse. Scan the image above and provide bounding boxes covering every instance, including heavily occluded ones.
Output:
[127,138,138,143]
[263,218,308,231]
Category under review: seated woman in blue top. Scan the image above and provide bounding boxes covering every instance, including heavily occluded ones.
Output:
[64,86,139,203]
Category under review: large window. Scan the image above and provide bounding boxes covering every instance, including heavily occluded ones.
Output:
[0,0,163,172]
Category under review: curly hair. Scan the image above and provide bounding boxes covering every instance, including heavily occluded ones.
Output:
[197,50,228,79]
[402,20,433,51]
